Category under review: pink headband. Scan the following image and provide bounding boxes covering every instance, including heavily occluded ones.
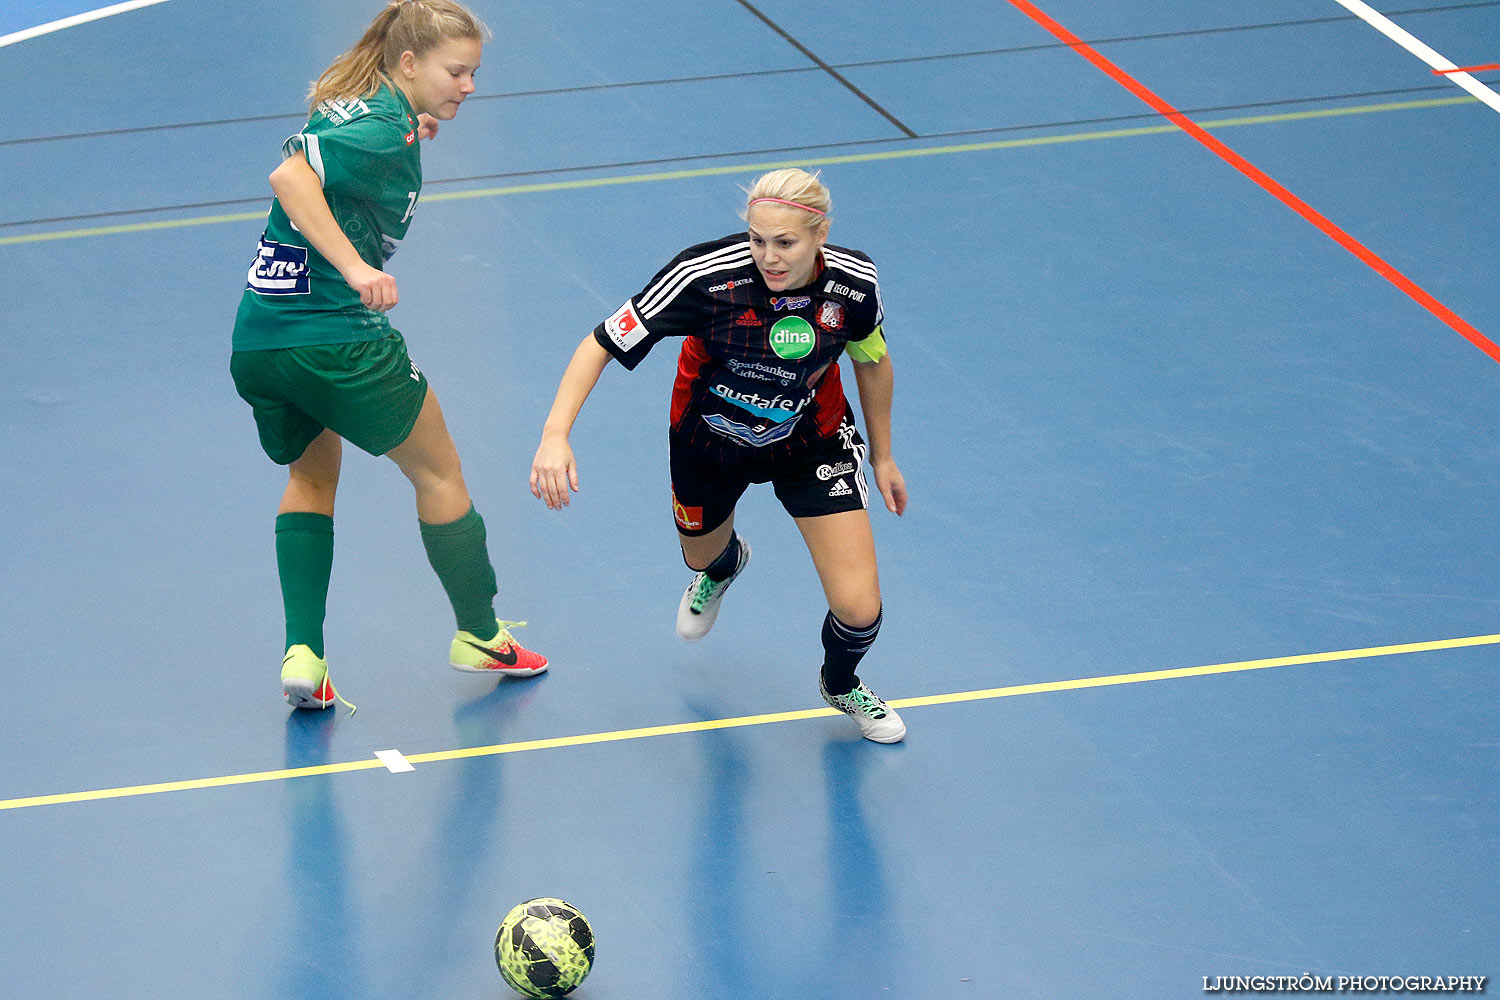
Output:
[748,197,826,217]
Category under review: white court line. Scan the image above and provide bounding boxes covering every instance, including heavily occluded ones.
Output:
[1331,0,1500,113]
[374,749,415,774]
[0,0,174,48]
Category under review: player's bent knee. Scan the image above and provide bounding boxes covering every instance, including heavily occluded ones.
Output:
[831,595,882,631]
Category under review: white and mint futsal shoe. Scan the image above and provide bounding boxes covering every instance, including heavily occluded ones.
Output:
[675,538,751,642]
[820,677,906,743]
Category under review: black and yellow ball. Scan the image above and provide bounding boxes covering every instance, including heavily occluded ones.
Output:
[494,898,594,998]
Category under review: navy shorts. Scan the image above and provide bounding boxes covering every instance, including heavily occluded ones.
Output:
[669,412,869,536]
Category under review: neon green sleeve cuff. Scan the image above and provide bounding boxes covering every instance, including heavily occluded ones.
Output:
[845,325,888,364]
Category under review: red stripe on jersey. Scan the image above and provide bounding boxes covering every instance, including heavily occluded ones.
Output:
[672,337,712,428]
[813,363,846,438]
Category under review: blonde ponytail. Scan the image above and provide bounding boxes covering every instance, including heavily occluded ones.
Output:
[308,0,488,109]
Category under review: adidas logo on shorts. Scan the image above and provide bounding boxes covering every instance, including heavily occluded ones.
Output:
[828,478,853,497]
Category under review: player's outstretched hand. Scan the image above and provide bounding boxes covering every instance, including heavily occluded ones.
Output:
[344,262,398,312]
[531,435,580,510]
[872,457,907,516]
[416,113,440,140]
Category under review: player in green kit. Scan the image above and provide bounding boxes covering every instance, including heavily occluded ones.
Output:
[231,0,548,710]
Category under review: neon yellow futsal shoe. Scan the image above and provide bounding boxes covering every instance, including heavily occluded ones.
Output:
[281,644,335,710]
[449,620,549,677]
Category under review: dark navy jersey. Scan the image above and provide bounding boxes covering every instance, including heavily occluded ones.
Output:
[592,234,885,463]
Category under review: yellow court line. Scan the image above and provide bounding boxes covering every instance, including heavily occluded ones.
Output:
[0,95,1478,247]
[0,759,388,812]
[1,631,1494,812]
[891,631,1500,708]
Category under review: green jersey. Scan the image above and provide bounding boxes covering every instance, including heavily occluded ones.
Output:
[233,83,423,350]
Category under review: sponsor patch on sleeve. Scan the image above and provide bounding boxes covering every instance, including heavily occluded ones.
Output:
[604,300,650,352]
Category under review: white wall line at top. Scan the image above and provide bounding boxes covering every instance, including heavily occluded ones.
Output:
[1331,0,1500,114]
[0,0,174,48]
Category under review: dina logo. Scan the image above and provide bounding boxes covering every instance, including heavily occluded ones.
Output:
[768,317,815,360]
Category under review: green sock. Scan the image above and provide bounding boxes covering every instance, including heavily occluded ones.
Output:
[420,505,499,639]
[276,512,334,659]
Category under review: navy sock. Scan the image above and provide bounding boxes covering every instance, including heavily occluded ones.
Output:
[702,532,741,582]
[820,607,882,696]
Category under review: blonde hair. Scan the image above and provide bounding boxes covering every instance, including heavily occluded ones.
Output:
[308,0,488,109]
[742,168,832,230]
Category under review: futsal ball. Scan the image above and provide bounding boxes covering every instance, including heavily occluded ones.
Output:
[494,897,595,998]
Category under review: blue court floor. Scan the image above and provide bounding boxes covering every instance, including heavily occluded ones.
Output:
[1,2,1497,997]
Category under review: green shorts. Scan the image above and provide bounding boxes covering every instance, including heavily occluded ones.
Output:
[230,332,429,464]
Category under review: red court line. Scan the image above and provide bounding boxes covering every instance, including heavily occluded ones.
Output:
[1004,0,1500,364]
[1433,63,1500,75]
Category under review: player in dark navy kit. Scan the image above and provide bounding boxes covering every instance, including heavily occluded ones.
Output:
[531,169,908,742]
